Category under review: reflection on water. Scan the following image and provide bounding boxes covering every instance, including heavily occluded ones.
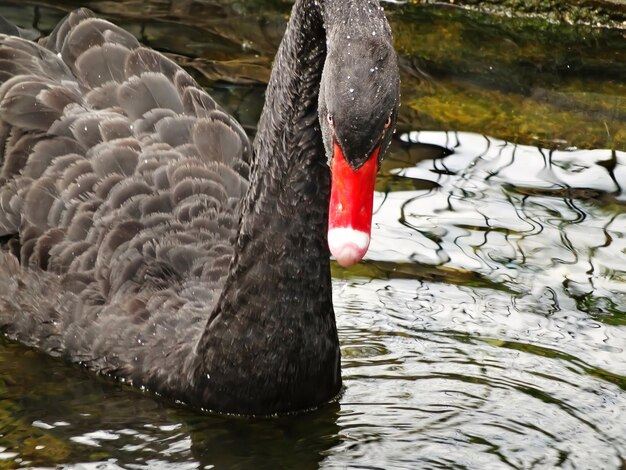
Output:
[0,0,625,469]
[374,131,626,333]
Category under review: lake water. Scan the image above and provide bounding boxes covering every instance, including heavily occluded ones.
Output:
[0,1,624,469]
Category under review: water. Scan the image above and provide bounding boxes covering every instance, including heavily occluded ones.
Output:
[0,1,625,469]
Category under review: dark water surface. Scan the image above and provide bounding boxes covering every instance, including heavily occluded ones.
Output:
[0,1,625,469]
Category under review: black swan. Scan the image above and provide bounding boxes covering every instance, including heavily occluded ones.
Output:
[0,1,400,414]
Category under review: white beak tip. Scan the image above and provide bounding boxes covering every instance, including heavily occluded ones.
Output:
[328,228,370,267]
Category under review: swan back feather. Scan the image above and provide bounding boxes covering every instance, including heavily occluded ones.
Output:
[0,8,251,387]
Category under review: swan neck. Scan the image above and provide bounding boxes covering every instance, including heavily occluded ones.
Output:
[253,0,326,166]
[191,0,342,414]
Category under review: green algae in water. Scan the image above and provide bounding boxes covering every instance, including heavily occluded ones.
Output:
[391,5,626,150]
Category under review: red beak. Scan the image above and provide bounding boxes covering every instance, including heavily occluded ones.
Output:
[328,141,379,267]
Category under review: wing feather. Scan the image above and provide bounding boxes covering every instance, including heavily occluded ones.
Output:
[0,9,253,370]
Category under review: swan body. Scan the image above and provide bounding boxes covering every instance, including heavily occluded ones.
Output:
[0,1,399,414]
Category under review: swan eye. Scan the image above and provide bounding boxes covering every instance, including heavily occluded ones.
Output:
[327,113,334,127]
[384,115,392,129]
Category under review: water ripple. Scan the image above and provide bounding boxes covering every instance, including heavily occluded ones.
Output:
[328,132,626,467]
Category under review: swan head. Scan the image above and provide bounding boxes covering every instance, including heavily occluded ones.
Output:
[318,29,400,267]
